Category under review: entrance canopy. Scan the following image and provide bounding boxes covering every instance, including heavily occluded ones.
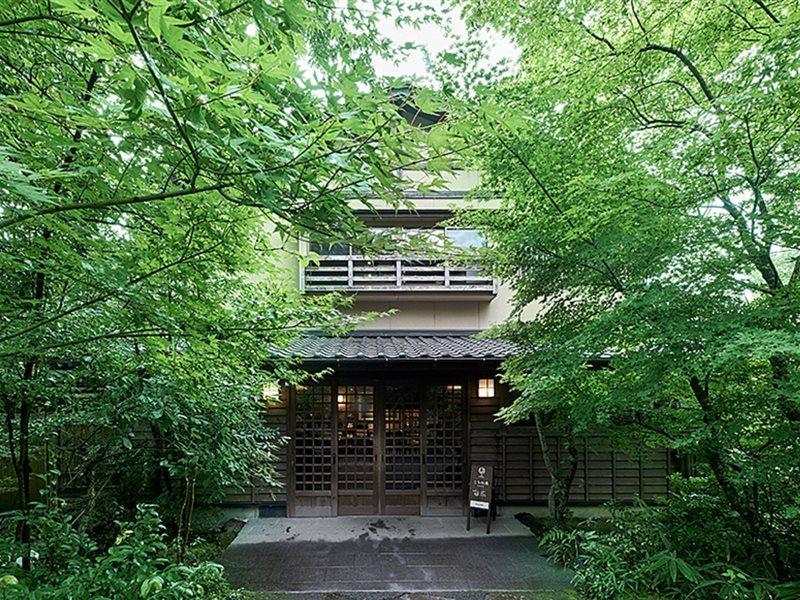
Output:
[272,331,517,365]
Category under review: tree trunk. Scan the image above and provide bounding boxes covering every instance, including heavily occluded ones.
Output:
[690,376,788,578]
[703,445,787,578]
[7,65,100,572]
[534,413,578,525]
[149,423,174,497]
[176,474,196,563]
[16,392,33,569]
[11,336,42,571]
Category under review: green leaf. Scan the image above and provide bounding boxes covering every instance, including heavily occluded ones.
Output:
[52,0,99,18]
[84,37,116,60]
[139,575,163,597]
[148,4,166,40]
[283,0,311,27]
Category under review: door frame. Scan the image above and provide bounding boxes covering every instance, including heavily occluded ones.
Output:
[420,377,469,516]
[334,381,381,516]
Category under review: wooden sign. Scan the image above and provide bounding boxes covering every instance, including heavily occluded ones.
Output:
[469,464,493,510]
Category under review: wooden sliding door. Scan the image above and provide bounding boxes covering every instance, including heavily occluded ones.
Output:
[336,385,378,515]
[383,384,422,515]
[289,379,466,516]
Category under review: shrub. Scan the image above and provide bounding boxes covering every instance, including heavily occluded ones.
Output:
[540,525,598,568]
[0,503,240,599]
[538,484,800,599]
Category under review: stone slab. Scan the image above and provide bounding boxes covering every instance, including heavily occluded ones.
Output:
[219,514,573,593]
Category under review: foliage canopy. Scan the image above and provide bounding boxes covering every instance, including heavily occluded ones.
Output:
[447,0,800,588]
[0,0,432,584]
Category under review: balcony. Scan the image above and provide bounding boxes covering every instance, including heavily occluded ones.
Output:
[302,255,496,298]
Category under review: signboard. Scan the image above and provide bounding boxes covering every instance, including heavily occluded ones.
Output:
[469,464,493,510]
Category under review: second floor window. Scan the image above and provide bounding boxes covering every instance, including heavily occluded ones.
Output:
[446,228,484,250]
[309,241,349,255]
[309,227,483,256]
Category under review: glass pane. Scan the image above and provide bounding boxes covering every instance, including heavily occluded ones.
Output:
[295,385,332,492]
[309,241,349,255]
[446,228,484,249]
[384,385,421,491]
[426,384,463,492]
[337,385,374,491]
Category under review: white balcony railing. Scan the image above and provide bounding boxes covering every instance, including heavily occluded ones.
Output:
[302,255,496,295]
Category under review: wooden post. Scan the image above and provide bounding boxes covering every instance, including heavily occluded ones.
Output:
[331,382,339,517]
[501,433,507,502]
[286,386,297,517]
[347,258,354,287]
[529,434,535,501]
[611,450,617,500]
[665,448,672,496]
[584,436,589,502]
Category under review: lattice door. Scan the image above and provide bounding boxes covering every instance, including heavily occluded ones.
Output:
[385,386,421,490]
[294,385,333,493]
[425,384,464,493]
[337,385,376,514]
[384,385,421,514]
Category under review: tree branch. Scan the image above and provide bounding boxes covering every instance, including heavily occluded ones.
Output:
[0,184,227,230]
[0,239,227,345]
[181,1,249,27]
[475,109,627,294]
[640,44,716,105]
[752,0,780,23]
[0,13,99,34]
[580,23,616,53]
[124,15,201,184]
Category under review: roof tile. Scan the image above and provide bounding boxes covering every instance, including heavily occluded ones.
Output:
[272,332,516,362]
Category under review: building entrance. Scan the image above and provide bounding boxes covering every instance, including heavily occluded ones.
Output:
[290,381,466,516]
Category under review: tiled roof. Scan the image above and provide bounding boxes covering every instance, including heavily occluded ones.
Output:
[272,331,517,362]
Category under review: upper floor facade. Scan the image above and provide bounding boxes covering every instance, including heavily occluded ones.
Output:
[296,168,538,332]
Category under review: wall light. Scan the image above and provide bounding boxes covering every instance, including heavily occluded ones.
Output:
[478,378,495,398]
[261,383,280,403]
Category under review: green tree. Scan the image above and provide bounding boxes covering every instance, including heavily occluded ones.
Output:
[0,0,431,569]
[449,0,800,580]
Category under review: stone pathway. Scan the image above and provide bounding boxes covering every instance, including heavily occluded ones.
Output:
[243,593,575,599]
[219,515,573,593]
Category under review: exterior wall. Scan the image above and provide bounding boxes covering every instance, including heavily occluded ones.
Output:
[249,372,673,515]
[339,170,536,329]
[469,381,672,504]
[350,285,542,331]
[222,387,290,507]
[348,169,485,211]
[239,167,672,515]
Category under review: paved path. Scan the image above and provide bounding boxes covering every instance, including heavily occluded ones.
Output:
[219,514,573,592]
